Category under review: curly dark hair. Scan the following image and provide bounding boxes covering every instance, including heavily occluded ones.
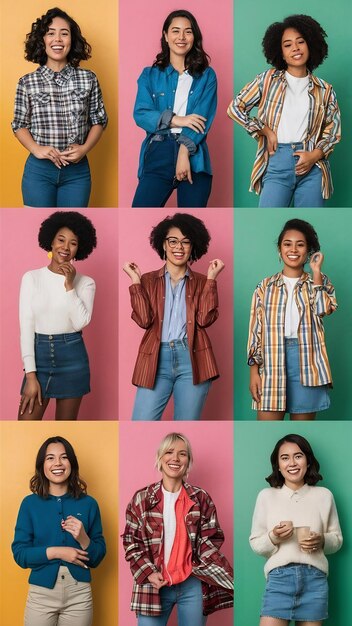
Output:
[277,218,320,256]
[25,7,91,67]
[30,436,87,499]
[266,434,323,488]
[262,14,328,71]
[38,211,97,260]
[150,212,211,262]
[153,9,210,76]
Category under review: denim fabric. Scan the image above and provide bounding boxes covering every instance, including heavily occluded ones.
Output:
[132,135,212,207]
[285,338,330,413]
[137,576,207,626]
[20,332,90,399]
[132,340,211,421]
[259,143,324,207]
[22,154,91,207]
[261,564,328,621]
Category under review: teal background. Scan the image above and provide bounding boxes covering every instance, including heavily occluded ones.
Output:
[233,0,352,207]
[234,421,351,625]
[234,207,352,420]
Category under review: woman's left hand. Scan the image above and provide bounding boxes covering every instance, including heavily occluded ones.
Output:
[58,262,77,291]
[175,144,192,183]
[207,259,225,280]
[309,251,324,273]
[60,143,87,163]
[299,531,324,553]
[294,149,324,176]
[61,515,91,550]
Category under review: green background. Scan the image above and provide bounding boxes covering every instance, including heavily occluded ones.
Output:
[234,207,352,420]
[234,421,350,625]
[233,0,352,207]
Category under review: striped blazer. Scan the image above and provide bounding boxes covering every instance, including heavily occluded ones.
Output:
[227,69,341,199]
[247,272,337,412]
[129,266,220,388]
[122,481,234,616]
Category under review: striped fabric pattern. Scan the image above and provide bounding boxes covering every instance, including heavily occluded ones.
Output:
[227,69,341,199]
[122,481,233,616]
[247,272,337,411]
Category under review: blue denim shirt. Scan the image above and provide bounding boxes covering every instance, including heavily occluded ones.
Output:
[134,65,217,177]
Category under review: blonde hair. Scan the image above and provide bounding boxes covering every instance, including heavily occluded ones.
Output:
[155,433,193,473]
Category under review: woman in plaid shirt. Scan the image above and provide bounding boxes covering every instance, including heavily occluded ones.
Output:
[12,8,108,208]
[122,432,233,624]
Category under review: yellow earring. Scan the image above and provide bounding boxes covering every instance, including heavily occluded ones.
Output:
[47,251,53,259]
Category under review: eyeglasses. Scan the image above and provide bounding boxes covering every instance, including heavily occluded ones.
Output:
[165,237,192,248]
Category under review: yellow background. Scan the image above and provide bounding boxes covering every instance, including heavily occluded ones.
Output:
[0,1,118,207]
[0,421,118,625]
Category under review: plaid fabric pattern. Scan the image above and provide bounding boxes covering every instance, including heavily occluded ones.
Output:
[12,65,108,151]
[248,272,337,412]
[122,481,233,616]
[227,69,341,199]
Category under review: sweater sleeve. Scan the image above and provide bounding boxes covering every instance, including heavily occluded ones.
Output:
[19,272,36,373]
[66,278,96,330]
[195,279,219,328]
[12,497,50,569]
[322,491,343,555]
[85,498,106,567]
[122,497,158,584]
[249,490,279,558]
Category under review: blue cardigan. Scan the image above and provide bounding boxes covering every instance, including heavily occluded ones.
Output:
[12,493,106,589]
[134,64,217,177]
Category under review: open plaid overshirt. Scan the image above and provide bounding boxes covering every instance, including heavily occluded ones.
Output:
[12,65,108,151]
[122,481,233,616]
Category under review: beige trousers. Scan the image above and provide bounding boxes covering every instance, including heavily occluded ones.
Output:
[24,566,93,626]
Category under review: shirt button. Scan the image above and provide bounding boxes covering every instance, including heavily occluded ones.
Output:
[61,575,65,579]
[57,498,61,502]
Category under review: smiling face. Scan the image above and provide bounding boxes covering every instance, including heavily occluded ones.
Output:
[50,227,78,265]
[163,227,192,269]
[164,17,194,66]
[43,16,71,69]
[43,442,71,494]
[278,441,308,490]
[160,438,189,483]
[279,229,308,276]
[281,28,309,76]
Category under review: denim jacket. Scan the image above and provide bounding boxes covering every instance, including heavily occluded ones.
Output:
[134,65,217,177]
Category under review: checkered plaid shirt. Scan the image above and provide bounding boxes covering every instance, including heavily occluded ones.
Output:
[122,481,234,616]
[12,65,108,151]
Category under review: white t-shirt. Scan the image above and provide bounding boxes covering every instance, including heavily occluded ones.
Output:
[19,267,96,372]
[277,71,309,143]
[170,71,193,134]
[162,485,182,565]
[283,275,300,337]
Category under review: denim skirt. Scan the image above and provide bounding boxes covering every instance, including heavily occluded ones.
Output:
[261,564,328,621]
[21,332,90,399]
[285,338,330,413]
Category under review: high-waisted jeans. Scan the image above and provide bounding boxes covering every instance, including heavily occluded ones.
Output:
[137,576,207,626]
[132,340,211,421]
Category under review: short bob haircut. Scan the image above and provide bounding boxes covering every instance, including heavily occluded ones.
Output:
[155,432,193,474]
[25,7,92,67]
[262,14,328,72]
[266,433,323,488]
[277,218,320,257]
[38,211,97,260]
[150,212,210,262]
[153,9,210,76]
[30,436,87,499]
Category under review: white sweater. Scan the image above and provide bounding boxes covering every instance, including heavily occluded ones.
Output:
[250,484,342,578]
[19,267,96,373]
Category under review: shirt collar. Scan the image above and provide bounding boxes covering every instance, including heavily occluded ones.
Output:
[39,64,73,85]
[146,480,201,509]
[281,483,310,500]
[275,68,319,91]
[158,265,193,279]
[270,271,311,288]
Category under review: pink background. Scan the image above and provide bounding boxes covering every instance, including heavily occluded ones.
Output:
[118,208,233,420]
[0,208,119,420]
[118,421,234,626]
[118,0,234,208]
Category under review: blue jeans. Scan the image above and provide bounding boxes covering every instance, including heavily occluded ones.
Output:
[137,576,207,626]
[132,135,212,207]
[259,143,324,208]
[132,340,211,421]
[22,154,91,207]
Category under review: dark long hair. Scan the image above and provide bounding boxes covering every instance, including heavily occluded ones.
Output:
[153,9,209,76]
[30,436,87,499]
[266,434,323,488]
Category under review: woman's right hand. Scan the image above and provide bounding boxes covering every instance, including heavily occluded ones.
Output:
[272,521,294,541]
[20,373,42,415]
[46,546,89,568]
[259,126,278,156]
[123,261,142,284]
[147,571,168,590]
[171,114,207,133]
[32,144,69,168]
[249,365,262,403]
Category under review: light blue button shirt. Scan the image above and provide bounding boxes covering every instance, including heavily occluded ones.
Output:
[161,270,188,342]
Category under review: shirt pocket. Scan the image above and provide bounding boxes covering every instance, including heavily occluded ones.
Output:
[30,92,51,106]
[152,91,167,110]
[70,88,90,117]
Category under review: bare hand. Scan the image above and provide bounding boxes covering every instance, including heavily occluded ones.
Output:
[20,374,42,415]
[299,531,324,553]
[61,516,90,549]
[294,150,317,176]
[50,546,89,568]
[57,262,76,290]
[249,366,262,403]
[207,259,225,280]
[147,571,168,590]
[273,521,294,541]
[309,251,324,273]
[175,144,192,183]
[60,143,87,163]
[123,261,142,284]
[171,113,207,133]
[32,145,69,168]
[260,127,277,156]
